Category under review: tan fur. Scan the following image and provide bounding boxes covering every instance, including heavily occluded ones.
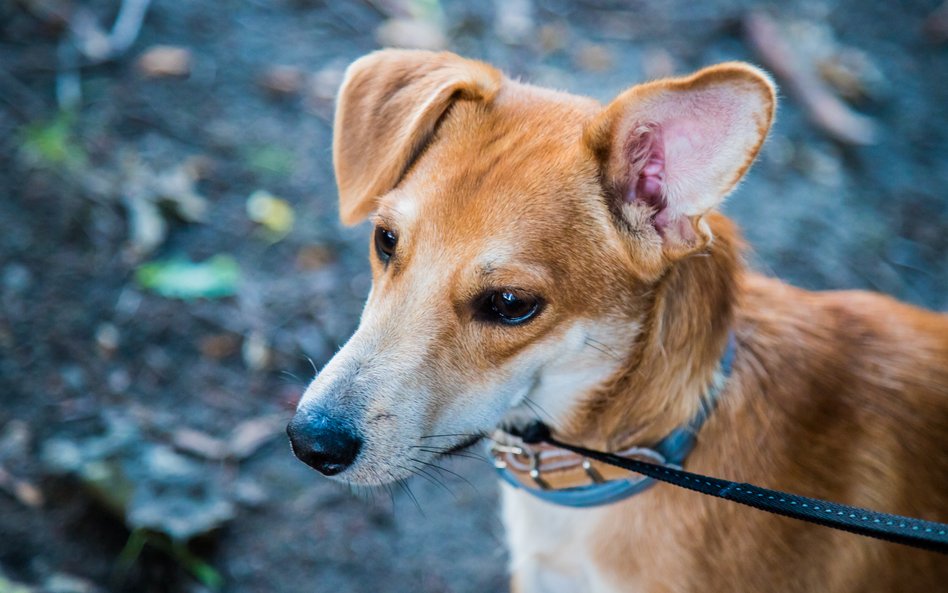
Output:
[334,50,502,224]
[298,50,948,592]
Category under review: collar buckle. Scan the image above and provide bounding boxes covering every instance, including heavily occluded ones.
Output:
[582,458,604,483]
[488,332,737,508]
[528,450,550,490]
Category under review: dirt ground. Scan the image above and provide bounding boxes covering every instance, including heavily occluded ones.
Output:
[1,1,946,592]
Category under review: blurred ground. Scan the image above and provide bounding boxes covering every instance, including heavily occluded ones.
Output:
[0,1,946,592]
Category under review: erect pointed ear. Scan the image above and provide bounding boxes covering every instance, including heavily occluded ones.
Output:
[586,62,776,253]
[332,50,502,225]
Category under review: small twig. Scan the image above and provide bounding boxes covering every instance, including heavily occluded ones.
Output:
[69,0,153,63]
[744,11,878,146]
[50,0,153,109]
[0,465,44,508]
[56,37,81,110]
[105,0,153,56]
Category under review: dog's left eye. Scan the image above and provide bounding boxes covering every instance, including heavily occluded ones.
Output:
[477,290,542,325]
[374,226,398,263]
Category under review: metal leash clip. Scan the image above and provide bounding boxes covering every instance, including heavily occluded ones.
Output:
[488,442,524,470]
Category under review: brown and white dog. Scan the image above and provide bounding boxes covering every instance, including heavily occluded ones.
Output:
[287,50,948,592]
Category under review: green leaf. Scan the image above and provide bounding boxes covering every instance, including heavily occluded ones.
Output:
[113,528,149,584]
[136,255,240,299]
[19,111,87,169]
[173,543,224,591]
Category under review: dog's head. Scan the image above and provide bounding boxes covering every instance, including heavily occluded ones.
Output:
[287,50,775,484]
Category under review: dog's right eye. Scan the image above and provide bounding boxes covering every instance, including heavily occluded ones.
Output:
[475,290,542,326]
[374,226,398,263]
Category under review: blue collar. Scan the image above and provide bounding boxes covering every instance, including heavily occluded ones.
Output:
[491,332,737,508]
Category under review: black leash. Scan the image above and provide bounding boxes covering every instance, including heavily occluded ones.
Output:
[513,422,948,554]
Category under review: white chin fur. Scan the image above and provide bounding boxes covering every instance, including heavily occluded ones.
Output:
[315,320,629,486]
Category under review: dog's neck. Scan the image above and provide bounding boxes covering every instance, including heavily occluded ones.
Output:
[568,213,742,451]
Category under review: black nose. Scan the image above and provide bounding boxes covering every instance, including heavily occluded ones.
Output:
[287,414,362,476]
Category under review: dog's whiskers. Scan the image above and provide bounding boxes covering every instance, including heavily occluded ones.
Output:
[394,477,423,515]
[413,445,491,463]
[399,462,457,500]
[523,396,553,424]
[584,337,620,360]
[409,456,478,491]
[383,480,396,511]
[304,355,319,376]
[278,369,305,384]
[419,432,488,440]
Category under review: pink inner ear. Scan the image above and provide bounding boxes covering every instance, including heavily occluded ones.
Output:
[623,122,697,242]
[612,74,773,247]
[624,124,666,212]
[624,124,677,236]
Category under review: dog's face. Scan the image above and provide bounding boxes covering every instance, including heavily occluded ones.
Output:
[288,50,775,485]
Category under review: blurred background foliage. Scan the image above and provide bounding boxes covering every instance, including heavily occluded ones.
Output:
[0,0,946,592]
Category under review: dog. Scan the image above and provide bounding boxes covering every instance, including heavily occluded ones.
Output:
[287,49,948,592]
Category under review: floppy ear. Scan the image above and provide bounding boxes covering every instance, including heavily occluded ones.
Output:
[586,62,776,252]
[332,50,502,225]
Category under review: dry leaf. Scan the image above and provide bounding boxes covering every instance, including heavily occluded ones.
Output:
[199,333,241,360]
[137,45,192,78]
[241,330,271,371]
[575,44,613,72]
[376,18,447,50]
[258,65,305,97]
[246,190,295,241]
[172,428,228,460]
[228,415,285,460]
[0,466,44,508]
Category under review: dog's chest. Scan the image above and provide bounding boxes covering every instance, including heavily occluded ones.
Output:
[501,484,645,593]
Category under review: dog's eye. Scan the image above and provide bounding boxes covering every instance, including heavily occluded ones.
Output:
[374,226,397,263]
[480,290,542,325]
